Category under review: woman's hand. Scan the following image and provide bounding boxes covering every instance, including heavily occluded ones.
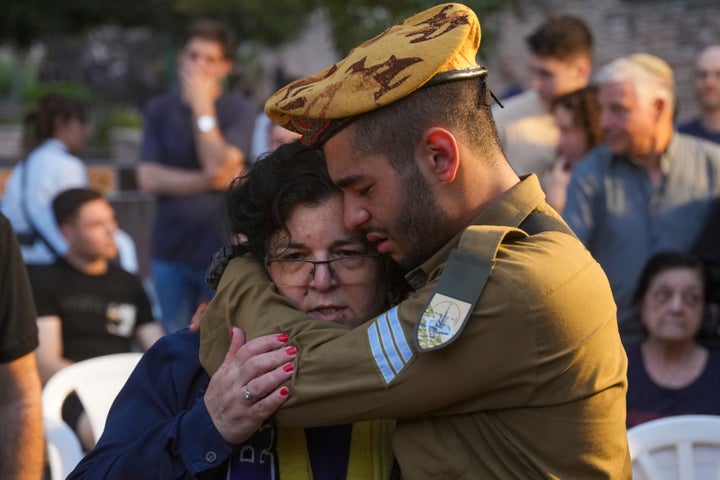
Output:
[204,327,297,444]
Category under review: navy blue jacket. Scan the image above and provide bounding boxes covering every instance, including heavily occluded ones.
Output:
[68,330,233,479]
[68,330,355,480]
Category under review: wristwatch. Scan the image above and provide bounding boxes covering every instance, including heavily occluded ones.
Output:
[196,115,217,133]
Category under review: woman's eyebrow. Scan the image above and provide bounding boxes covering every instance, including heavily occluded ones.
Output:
[329,237,367,247]
[274,237,368,253]
[276,241,306,251]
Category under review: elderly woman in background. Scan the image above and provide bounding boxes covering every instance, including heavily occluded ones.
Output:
[626,251,720,428]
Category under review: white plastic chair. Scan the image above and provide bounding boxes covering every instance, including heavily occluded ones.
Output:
[42,352,143,478]
[44,415,84,480]
[627,414,720,480]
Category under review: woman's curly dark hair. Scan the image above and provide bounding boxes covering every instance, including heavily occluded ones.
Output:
[210,139,410,304]
[224,140,338,260]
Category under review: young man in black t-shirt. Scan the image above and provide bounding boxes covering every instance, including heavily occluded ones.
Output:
[29,188,163,450]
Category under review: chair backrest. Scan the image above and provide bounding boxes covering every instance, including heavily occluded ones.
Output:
[43,352,142,439]
[627,414,720,480]
[44,415,84,480]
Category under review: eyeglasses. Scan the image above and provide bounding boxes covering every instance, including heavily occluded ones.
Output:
[265,253,380,287]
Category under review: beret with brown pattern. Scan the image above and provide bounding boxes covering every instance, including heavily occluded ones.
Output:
[264,3,482,145]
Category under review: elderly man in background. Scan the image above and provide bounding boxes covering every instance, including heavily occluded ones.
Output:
[564,53,720,345]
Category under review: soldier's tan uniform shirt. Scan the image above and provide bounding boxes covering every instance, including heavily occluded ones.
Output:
[201,175,631,479]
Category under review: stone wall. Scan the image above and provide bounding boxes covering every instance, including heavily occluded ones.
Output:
[480,0,720,122]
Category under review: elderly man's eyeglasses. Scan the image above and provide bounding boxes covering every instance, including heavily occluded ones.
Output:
[266,253,380,287]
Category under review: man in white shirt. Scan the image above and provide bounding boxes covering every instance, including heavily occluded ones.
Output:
[493,15,593,179]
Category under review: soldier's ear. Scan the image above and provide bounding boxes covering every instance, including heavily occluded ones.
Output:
[421,128,459,184]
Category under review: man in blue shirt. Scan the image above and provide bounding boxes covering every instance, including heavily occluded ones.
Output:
[137,19,257,334]
[678,45,720,144]
[564,53,720,344]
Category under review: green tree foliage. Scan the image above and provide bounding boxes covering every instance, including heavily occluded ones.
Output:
[0,0,313,49]
[1,0,515,53]
[315,0,518,55]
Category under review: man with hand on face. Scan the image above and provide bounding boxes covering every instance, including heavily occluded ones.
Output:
[137,18,257,334]
[200,3,630,478]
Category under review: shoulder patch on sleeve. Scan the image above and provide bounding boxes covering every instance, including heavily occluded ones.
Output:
[415,225,527,352]
[367,307,414,385]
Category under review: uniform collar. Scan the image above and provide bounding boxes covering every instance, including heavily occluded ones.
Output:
[405,174,545,289]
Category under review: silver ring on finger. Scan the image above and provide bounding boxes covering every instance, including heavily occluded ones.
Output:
[242,386,254,401]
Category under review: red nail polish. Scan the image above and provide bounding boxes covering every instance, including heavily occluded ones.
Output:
[280,387,289,396]
[277,333,289,343]
[283,363,294,372]
[285,346,298,355]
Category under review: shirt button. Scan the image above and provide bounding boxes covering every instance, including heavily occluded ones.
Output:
[205,451,217,463]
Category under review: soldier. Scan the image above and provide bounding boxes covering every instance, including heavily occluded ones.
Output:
[200,3,631,478]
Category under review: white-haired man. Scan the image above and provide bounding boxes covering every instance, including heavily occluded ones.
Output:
[564,54,720,344]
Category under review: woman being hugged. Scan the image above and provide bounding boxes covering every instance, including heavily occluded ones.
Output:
[69,141,402,479]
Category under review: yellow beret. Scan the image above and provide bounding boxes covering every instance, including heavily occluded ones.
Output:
[264,3,483,145]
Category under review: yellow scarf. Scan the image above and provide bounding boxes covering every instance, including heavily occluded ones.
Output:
[277,420,395,479]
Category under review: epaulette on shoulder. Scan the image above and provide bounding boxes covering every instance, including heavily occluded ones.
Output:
[458,225,528,261]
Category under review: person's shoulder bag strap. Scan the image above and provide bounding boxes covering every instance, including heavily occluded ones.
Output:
[20,158,61,257]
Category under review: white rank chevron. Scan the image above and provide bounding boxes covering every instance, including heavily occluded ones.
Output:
[367,306,414,384]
